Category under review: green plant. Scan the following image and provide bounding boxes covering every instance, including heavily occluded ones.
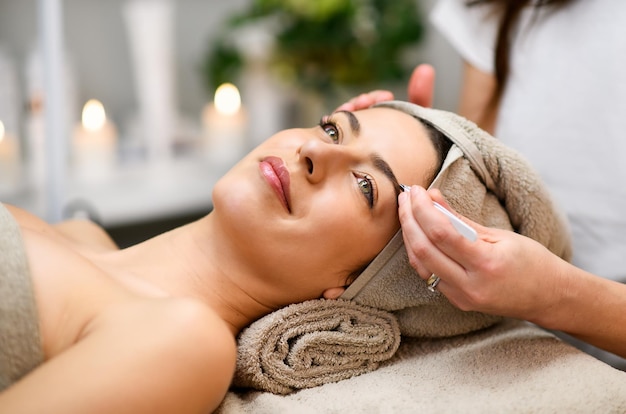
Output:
[202,0,425,96]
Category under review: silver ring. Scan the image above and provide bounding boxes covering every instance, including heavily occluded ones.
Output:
[427,274,441,293]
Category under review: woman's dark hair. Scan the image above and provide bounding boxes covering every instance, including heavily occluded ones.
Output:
[466,0,573,109]
[420,120,453,185]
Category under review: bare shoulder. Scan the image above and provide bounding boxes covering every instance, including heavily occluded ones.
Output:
[5,203,118,252]
[137,297,238,365]
[91,297,238,412]
[0,297,237,413]
[53,219,119,252]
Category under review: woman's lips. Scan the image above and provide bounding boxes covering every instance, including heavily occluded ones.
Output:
[259,156,291,213]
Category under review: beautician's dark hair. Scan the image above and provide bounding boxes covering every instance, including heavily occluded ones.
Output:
[465,0,573,110]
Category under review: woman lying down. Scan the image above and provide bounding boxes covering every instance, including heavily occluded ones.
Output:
[0,102,446,413]
[0,102,456,412]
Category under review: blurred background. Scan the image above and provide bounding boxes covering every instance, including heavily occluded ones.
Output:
[0,0,462,247]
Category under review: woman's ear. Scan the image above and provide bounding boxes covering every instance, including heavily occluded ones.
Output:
[322,286,346,300]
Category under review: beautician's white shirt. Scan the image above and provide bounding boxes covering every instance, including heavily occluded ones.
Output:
[432,0,626,283]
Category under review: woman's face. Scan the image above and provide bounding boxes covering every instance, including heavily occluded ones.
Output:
[212,107,438,304]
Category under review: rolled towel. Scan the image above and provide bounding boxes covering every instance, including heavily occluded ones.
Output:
[232,299,400,395]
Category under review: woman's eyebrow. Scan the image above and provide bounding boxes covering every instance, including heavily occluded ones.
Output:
[335,110,361,136]
[371,154,401,198]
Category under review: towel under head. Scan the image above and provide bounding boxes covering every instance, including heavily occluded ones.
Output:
[341,101,572,337]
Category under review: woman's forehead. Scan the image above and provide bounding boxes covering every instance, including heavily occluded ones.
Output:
[354,106,425,134]
[353,107,435,185]
[353,107,430,150]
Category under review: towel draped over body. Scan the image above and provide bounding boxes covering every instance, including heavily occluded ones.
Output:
[0,203,43,391]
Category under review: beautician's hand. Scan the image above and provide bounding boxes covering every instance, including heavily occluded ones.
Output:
[407,63,435,108]
[399,185,626,358]
[397,185,567,323]
[336,64,436,111]
[335,90,395,112]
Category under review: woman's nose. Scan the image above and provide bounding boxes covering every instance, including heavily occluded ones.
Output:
[298,138,355,184]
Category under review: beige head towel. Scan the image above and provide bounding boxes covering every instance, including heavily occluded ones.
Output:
[233,101,572,393]
[341,100,571,337]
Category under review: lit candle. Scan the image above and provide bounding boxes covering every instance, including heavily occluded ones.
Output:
[0,120,20,187]
[0,120,19,162]
[202,83,248,170]
[73,99,118,180]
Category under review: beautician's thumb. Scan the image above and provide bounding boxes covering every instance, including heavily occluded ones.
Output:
[408,64,435,108]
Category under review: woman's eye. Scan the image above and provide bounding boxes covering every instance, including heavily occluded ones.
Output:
[322,123,339,143]
[357,176,374,208]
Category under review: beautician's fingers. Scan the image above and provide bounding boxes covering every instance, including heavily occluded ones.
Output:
[335,90,395,112]
[399,186,493,295]
[407,64,436,108]
[402,187,557,319]
[404,187,484,267]
[399,187,497,310]
[398,190,467,281]
[336,64,434,112]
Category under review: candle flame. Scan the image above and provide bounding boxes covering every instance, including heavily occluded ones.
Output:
[0,120,4,142]
[82,99,107,131]
[214,83,241,116]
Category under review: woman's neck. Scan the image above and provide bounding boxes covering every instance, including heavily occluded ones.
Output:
[103,215,274,335]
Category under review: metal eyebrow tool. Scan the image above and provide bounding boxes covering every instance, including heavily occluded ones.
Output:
[400,184,477,242]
